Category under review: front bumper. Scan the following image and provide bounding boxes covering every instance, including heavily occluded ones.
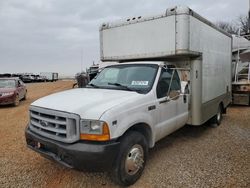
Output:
[0,94,15,105]
[25,127,120,171]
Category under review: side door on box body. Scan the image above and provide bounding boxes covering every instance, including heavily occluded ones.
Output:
[154,68,188,141]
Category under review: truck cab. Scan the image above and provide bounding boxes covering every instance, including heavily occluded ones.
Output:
[87,62,189,143]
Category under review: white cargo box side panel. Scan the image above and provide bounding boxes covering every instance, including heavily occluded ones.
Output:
[40,72,53,80]
[189,16,232,103]
[101,16,176,60]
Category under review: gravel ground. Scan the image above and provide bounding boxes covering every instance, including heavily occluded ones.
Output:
[0,81,249,188]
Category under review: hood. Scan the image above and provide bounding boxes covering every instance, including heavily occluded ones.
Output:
[0,88,16,93]
[31,88,140,119]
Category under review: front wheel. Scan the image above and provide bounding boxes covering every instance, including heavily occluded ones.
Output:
[112,131,148,186]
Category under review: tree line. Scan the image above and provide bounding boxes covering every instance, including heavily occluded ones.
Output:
[216,15,248,35]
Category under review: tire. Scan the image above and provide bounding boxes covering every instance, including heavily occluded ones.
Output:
[211,104,223,126]
[111,131,148,186]
[13,95,20,106]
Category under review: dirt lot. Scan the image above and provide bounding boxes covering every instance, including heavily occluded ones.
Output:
[0,81,249,188]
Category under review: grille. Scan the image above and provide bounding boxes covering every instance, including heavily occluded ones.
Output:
[29,106,80,143]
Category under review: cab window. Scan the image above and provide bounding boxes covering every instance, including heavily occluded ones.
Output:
[156,69,181,98]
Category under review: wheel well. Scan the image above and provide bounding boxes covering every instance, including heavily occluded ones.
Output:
[122,123,153,147]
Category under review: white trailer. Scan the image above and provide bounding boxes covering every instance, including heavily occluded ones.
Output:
[40,72,58,82]
[26,6,232,186]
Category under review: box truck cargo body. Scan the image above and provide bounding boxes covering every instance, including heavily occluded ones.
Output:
[26,6,232,186]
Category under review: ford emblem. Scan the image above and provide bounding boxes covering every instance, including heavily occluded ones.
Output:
[40,121,48,127]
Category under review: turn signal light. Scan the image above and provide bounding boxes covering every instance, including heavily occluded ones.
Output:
[80,122,110,141]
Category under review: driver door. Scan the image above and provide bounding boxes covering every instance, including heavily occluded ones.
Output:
[155,68,188,140]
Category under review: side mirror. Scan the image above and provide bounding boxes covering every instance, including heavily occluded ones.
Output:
[168,90,180,100]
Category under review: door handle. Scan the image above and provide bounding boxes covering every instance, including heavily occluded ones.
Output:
[148,105,156,111]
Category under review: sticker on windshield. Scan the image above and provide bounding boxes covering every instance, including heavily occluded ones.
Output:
[131,81,149,86]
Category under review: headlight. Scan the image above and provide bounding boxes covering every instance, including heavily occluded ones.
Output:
[1,92,14,96]
[80,120,110,141]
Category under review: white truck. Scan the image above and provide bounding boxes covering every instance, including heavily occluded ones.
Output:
[40,72,58,82]
[25,6,232,186]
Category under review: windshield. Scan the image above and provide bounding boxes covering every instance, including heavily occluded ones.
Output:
[88,64,158,93]
[0,79,16,88]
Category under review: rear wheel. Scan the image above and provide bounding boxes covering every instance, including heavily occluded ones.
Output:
[112,131,148,186]
[13,95,20,106]
[211,104,222,126]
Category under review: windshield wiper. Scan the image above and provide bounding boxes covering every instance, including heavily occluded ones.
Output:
[108,82,137,92]
[87,83,99,88]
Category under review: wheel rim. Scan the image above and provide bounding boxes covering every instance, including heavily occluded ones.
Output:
[125,144,144,175]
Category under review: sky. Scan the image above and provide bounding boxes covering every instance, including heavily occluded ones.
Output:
[0,0,248,77]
